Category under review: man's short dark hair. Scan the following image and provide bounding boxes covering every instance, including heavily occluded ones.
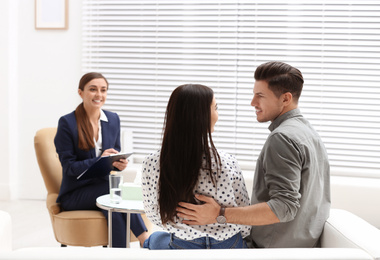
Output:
[254,61,304,103]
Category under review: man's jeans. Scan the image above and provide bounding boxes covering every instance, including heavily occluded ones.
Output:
[143,231,247,249]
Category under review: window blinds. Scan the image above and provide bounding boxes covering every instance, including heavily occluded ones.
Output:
[82,0,380,177]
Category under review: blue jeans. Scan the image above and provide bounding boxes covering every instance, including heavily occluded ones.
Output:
[143,231,247,250]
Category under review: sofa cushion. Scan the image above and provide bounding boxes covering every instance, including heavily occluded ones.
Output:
[0,211,12,252]
[322,209,380,260]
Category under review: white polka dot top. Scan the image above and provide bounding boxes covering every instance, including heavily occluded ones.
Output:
[141,149,251,241]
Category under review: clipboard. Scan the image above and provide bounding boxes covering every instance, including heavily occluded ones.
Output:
[77,152,133,180]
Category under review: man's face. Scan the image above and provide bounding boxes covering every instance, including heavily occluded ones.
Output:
[251,80,285,123]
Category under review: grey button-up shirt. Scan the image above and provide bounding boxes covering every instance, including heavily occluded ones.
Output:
[250,108,331,248]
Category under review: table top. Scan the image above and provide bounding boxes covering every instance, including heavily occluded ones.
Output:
[96,194,145,214]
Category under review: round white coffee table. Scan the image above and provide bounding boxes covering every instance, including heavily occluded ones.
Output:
[96,194,144,248]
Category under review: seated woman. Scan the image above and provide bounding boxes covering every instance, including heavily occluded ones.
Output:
[54,72,149,247]
[142,84,251,249]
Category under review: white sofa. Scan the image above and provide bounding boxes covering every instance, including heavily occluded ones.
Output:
[0,211,12,253]
[0,208,379,260]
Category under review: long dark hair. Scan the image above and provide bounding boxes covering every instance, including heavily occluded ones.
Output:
[75,72,109,151]
[159,84,221,224]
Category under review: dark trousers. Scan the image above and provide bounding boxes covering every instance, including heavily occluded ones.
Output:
[60,179,147,247]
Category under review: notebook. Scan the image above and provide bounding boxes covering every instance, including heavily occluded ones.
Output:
[77,152,133,180]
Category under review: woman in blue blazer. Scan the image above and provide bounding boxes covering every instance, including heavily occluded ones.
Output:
[54,72,148,247]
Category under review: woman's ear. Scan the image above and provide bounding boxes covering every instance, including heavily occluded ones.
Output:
[78,89,83,98]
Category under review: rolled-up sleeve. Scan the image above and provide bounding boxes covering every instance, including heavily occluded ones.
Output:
[263,133,303,222]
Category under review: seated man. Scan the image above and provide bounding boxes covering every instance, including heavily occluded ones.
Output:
[177,61,331,248]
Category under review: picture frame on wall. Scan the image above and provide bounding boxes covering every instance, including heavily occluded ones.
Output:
[35,0,68,30]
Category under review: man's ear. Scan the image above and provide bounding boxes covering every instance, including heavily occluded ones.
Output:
[282,92,293,106]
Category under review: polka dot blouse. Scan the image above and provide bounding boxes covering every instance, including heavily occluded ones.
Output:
[141,149,251,241]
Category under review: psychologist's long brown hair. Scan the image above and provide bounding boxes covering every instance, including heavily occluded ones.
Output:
[159,84,220,224]
[75,72,108,151]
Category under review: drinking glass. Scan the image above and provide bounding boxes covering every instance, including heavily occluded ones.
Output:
[109,174,123,204]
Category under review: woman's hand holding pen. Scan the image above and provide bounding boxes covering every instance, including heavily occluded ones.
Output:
[101,148,128,171]
[101,148,118,157]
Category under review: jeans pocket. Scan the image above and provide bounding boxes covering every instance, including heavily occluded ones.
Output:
[169,240,187,249]
[169,235,205,249]
[210,233,245,249]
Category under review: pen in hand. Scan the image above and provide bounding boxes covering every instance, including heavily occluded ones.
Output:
[100,148,119,157]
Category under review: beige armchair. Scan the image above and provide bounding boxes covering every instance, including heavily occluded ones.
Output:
[34,127,151,247]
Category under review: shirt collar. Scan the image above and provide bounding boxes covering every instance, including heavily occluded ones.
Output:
[100,109,108,122]
[268,108,301,132]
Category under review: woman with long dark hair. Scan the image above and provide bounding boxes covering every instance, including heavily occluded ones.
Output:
[54,72,149,247]
[142,84,250,249]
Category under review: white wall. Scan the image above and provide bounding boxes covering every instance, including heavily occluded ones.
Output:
[0,0,84,200]
[0,0,380,215]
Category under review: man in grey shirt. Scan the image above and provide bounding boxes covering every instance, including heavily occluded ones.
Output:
[177,61,331,248]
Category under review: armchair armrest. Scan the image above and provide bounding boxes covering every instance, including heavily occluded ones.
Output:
[46,193,61,215]
[322,209,380,260]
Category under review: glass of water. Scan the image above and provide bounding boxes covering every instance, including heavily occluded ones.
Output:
[109,174,123,204]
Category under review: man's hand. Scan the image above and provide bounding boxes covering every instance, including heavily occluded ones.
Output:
[176,194,221,225]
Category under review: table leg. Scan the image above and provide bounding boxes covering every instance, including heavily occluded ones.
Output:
[126,212,131,248]
[108,210,113,248]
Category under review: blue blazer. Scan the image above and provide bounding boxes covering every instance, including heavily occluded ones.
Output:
[54,110,121,203]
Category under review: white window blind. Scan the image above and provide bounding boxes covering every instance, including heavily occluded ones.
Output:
[82,0,380,177]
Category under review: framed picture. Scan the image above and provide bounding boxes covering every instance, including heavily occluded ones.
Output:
[35,0,68,30]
